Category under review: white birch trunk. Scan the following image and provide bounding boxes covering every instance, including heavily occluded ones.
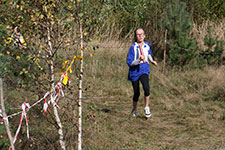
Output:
[0,78,15,150]
[78,21,84,150]
[45,6,66,150]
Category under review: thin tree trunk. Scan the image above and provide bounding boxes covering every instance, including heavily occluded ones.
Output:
[45,6,66,150]
[163,29,167,76]
[78,21,84,150]
[0,78,15,150]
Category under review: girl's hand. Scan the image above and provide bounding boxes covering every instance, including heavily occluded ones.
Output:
[151,60,158,66]
[139,55,145,63]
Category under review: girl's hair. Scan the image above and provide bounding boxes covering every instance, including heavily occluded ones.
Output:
[14,26,20,33]
[134,27,144,42]
[16,27,20,33]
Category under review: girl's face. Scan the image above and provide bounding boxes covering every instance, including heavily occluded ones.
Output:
[136,29,145,43]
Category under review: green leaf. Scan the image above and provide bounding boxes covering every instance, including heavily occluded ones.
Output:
[78,13,84,17]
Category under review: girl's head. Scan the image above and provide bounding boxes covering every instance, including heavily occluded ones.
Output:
[134,27,145,43]
[14,26,20,35]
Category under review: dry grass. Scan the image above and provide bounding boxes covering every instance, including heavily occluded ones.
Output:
[191,20,225,51]
[80,40,225,150]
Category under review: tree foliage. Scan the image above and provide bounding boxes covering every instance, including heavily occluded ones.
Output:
[0,0,224,73]
[202,26,224,65]
[162,0,199,66]
[0,0,81,87]
[0,25,9,78]
[185,0,225,22]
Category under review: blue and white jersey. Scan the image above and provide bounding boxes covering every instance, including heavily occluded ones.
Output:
[127,42,152,81]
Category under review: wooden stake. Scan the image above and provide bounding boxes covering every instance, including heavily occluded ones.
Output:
[163,29,167,76]
[78,20,84,150]
[0,78,15,150]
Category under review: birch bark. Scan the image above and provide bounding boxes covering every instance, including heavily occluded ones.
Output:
[0,78,15,150]
[45,6,66,150]
[78,21,84,150]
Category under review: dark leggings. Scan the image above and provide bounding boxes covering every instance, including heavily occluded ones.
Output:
[131,74,150,102]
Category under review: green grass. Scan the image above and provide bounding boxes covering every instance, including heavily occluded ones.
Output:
[2,40,225,149]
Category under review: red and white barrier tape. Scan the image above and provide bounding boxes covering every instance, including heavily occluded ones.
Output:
[43,98,49,114]
[9,102,30,150]
[42,72,68,114]
[0,109,3,124]
[2,71,70,150]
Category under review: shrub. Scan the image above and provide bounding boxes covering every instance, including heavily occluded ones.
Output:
[162,0,199,67]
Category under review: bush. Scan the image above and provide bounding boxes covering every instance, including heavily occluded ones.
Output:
[202,26,224,65]
[0,25,9,78]
[0,25,43,87]
[162,0,199,67]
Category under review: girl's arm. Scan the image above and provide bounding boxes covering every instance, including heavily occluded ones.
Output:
[148,55,158,66]
[127,46,140,67]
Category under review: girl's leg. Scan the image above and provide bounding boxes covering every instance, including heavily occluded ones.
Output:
[139,74,150,107]
[133,101,138,111]
[144,96,149,108]
[131,80,140,110]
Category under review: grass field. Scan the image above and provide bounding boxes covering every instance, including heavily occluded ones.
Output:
[2,40,225,150]
[78,41,225,150]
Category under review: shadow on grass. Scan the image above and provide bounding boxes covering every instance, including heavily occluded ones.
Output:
[136,115,148,120]
[101,108,111,113]
[128,115,149,121]
[100,107,149,121]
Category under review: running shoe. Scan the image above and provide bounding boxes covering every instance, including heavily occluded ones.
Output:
[144,107,151,118]
[131,109,138,117]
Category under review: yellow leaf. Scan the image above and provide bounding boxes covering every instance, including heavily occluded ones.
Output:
[90,53,93,57]
[7,37,12,41]
[31,15,35,21]
[40,14,44,19]
[43,5,46,12]
[35,12,40,17]
[6,51,10,55]
[16,56,21,60]
[47,12,51,18]
[68,4,72,8]
[84,32,88,36]
[20,5,23,11]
